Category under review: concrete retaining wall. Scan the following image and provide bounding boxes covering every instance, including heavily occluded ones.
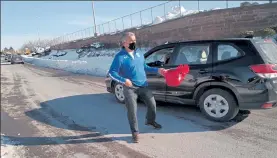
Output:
[53,3,277,50]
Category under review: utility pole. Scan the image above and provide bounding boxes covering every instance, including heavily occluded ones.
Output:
[37,16,41,47]
[197,0,199,12]
[92,1,98,37]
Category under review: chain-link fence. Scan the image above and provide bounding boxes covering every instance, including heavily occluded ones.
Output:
[49,0,272,47]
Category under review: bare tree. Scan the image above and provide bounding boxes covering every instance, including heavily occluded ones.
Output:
[20,38,52,53]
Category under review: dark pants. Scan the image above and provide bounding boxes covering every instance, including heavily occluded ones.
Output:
[123,86,157,133]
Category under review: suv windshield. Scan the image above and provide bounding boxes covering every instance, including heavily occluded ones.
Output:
[254,40,277,64]
[12,55,22,59]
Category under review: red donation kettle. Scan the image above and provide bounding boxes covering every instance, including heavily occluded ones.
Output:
[162,64,190,87]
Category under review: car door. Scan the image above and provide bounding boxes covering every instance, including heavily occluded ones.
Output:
[165,42,213,105]
[145,44,178,101]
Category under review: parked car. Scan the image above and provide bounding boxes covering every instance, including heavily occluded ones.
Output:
[11,54,24,64]
[105,38,277,122]
[5,54,12,62]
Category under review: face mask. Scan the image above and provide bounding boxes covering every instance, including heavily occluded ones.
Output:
[128,42,136,50]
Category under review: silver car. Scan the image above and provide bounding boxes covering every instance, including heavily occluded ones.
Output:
[11,54,24,64]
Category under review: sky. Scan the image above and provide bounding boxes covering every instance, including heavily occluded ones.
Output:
[1,1,271,50]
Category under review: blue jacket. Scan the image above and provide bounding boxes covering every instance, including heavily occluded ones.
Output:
[108,48,159,87]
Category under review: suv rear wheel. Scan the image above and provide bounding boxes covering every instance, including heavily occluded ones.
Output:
[114,83,125,103]
[113,82,142,104]
[199,88,239,122]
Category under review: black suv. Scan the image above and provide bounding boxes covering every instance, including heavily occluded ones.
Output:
[105,38,277,122]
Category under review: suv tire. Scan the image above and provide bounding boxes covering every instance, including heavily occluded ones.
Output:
[198,88,239,122]
[113,83,125,104]
[113,82,142,104]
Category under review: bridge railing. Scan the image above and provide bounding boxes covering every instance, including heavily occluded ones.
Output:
[49,1,270,47]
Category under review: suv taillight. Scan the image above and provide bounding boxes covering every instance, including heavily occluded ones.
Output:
[250,64,277,78]
[264,39,273,43]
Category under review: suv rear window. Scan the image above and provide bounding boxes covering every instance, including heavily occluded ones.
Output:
[217,44,242,61]
[254,41,277,64]
[175,44,210,65]
[12,55,22,59]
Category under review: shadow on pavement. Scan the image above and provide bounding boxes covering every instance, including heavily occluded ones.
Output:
[1,133,128,146]
[3,93,249,146]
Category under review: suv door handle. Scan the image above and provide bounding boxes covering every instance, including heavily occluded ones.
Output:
[199,69,208,74]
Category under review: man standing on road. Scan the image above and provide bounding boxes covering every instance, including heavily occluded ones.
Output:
[108,32,166,143]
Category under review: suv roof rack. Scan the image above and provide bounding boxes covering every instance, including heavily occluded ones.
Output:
[245,35,254,38]
[164,41,180,44]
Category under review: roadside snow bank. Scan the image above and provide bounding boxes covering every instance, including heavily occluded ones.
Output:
[22,48,149,77]
[23,56,111,77]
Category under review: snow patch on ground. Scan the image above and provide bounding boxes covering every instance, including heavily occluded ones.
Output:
[1,134,24,158]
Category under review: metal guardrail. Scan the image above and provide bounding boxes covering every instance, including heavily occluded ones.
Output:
[48,0,271,47]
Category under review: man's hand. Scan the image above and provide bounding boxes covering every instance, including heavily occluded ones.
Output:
[125,79,133,87]
[158,68,167,76]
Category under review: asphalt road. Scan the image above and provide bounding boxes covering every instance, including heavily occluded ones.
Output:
[1,63,277,158]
